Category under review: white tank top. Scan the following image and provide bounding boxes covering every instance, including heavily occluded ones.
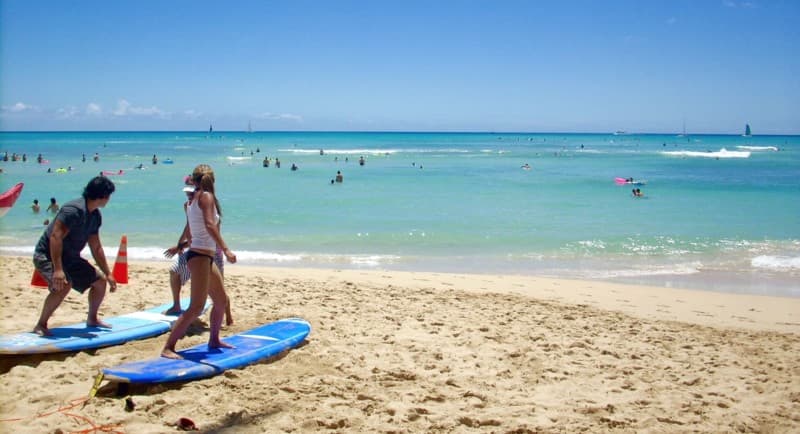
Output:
[187,194,219,251]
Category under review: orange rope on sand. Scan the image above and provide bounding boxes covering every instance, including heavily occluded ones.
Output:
[63,412,123,434]
[0,396,124,434]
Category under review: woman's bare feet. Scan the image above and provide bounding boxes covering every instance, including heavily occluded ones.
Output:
[208,340,235,350]
[33,323,52,337]
[163,306,183,316]
[161,348,183,359]
[87,319,113,329]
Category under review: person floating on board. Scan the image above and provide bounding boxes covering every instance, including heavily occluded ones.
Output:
[31,176,117,336]
[161,164,237,359]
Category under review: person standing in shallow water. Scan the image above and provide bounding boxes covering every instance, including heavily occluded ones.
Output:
[46,197,59,213]
[161,164,237,359]
[31,176,117,336]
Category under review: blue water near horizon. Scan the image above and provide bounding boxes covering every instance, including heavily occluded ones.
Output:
[1,131,799,297]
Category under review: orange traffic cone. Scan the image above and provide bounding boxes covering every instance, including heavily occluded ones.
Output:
[31,269,49,287]
[111,235,128,284]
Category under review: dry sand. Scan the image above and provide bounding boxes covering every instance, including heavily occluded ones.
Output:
[1,255,799,433]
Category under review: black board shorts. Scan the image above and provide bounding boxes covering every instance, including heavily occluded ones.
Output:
[33,252,99,293]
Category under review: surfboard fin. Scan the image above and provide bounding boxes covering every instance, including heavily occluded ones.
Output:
[88,372,104,399]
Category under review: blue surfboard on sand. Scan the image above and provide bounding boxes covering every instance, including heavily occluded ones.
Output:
[0,299,205,355]
[101,318,310,384]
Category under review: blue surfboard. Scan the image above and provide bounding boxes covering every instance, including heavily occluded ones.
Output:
[0,299,206,355]
[101,318,310,384]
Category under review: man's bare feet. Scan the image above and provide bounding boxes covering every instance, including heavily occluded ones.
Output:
[33,323,52,337]
[208,340,235,350]
[161,348,183,359]
[87,319,113,329]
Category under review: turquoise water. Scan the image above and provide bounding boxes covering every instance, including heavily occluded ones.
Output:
[1,131,798,296]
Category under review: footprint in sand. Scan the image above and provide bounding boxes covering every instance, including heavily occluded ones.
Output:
[692,310,714,317]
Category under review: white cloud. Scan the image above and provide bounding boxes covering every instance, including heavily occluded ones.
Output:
[86,102,102,116]
[2,102,39,113]
[56,106,80,119]
[129,105,165,116]
[113,99,131,116]
[113,99,168,118]
[724,1,757,8]
[256,112,303,122]
[183,109,203,119]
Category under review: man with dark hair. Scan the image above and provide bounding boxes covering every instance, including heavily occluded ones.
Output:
[32,176,117,336]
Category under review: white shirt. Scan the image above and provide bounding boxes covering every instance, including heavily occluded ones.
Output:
[187,194,219,251]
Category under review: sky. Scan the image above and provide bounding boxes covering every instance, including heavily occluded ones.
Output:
[1,0,798,134]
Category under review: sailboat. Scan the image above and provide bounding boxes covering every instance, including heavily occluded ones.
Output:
[743,124,752,137]
[209,124,213,134]
[677,119,686,137]
[247,121,253,133]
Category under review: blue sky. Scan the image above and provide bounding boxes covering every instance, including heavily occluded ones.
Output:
[1,0,798,133]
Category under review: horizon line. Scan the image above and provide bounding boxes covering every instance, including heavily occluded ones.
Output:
[1,130,797,137]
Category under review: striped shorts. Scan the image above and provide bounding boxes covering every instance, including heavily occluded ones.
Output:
[170,248,225,285]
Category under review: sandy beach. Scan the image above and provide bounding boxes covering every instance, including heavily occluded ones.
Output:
[1,254,799,433]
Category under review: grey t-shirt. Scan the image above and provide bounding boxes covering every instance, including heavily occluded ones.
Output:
[35,198,102,260]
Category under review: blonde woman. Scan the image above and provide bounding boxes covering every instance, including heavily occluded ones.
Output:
[161,164,236,359]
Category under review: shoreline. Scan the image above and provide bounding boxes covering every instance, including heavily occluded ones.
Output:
[1,255,799,432]
[3,247,799,300]
[3,254,799,334]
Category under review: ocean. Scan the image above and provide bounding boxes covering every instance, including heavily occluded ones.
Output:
[1,131,798,297]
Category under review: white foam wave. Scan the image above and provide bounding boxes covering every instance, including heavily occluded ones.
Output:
[584,262,702,279]
[226,156,252,160]
[0,245,128,260]
[349,255,398,267]
[0,246,35,255]
[577,240,606,250]
[1,245,401,269]
[661,148,751,159]
[751,255,800,271]
[234,250,304,263]
[280,148,398,156]
[232,251,401,267]
[736,146,778,151]
[279,148,472,155]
